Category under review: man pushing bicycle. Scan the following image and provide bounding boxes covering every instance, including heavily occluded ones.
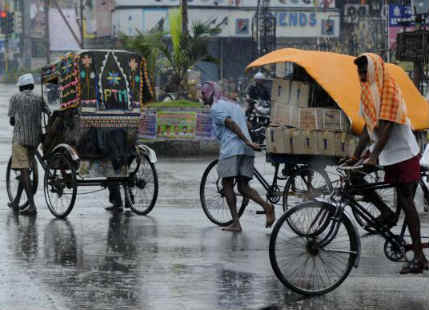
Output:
[350,53,426,274]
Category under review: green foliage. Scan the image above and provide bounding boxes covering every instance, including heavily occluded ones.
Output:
[169,8,182,55]
[121,13,221,100]
[146,100,204,108]
[120,30,165,92]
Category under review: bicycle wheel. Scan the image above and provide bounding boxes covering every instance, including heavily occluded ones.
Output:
[351,170,396,234]
[125,154,159,215]
[200,159,249,226]
[6,156,39,209]
[44,153,77,218]
[419,178,429,212]
[269,201,358,295]
[282,166,332,212]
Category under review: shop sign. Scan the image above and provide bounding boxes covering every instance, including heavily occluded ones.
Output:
[273,11,340,37]
[344,3,387,24]
[389,4,414,27]
[116,0,335,8]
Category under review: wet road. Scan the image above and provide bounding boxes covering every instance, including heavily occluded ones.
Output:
[1,83,429,310]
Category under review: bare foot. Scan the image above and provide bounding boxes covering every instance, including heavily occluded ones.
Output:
[265,204,275,228]
[222,222,242,232]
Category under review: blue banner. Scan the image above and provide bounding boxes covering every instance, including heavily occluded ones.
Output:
[389,4,414,27]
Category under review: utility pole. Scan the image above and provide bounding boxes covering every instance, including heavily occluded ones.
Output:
[79,0,84,49]
[45,0,50,64]
[51,0,82,48]
[180,0,188,38]
[385,0,390,62]
[21,0,31,70]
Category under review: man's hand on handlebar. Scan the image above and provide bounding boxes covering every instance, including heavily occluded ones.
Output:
[339,156,359,167]
[246,141,262,151]
[362,153,377,167]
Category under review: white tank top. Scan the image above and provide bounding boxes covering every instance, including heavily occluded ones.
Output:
[369,121,420,166]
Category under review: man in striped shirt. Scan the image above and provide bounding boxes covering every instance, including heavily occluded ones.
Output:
[8,73,50,215]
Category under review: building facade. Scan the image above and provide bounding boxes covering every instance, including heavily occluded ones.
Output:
[112,0,340,80]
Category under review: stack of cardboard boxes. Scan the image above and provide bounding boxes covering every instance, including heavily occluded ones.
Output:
[266,79,358,157]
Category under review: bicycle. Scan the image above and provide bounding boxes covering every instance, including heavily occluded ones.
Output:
[6,143,159,218]
[199,153,332,227]
[269,164,429,296]
[282,163,429,235]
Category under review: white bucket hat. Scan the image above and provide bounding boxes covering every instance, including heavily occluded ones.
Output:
[254,71,266,80]
[17,73,35,87]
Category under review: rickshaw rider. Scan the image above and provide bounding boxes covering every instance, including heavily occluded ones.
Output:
[8,73,51,215]
[351,54,427,274]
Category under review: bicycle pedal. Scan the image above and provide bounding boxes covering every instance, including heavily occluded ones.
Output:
[256,210,266,215]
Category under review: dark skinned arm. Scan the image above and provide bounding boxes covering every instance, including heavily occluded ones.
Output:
[224,117,260,150]
[364,120,393,166]
[353,125,370,159]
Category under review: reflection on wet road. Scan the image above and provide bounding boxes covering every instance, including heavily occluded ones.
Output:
[1,83,429,310]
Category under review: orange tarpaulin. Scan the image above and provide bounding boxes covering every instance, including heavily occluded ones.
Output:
[246,48,429,134]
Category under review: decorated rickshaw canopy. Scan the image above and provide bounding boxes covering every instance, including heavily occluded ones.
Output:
[41,50,154,112]
[246,48,429,134]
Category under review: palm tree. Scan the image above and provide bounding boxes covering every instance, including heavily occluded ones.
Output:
[166,8,220,97]
[121,8,220,99]
[120,30,164,93]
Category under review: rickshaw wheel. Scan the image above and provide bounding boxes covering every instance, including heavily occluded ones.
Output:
[44,152,77,218]
[124,153,158,215]
[6,156,39,210]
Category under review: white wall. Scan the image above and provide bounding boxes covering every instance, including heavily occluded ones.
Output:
[113,9,144,36]
[114,0,335,8]
[112,7,340,38]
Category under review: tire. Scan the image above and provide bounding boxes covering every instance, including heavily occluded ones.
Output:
[351,170,396,234]
[282,166,332,212]
[419,178,429,212]
[125,154,159,215]
[269,201,358,295]
[6,156,39,209]
[200,159,249,226]
[44,153,77,218]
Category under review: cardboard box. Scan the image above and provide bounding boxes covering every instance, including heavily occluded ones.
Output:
[290,129,319,155]
[317,130,336,156]
[268,128,352,157]
[276,63,286,78]
[299,108,323,130]
[290,81,310,107]
[322,109,350,131]
[266,126,292,154]
[271,102,299,127]
[297,108,351,131]
[334,132,349,158]
[271,79,292,104]
[323,109,342,130]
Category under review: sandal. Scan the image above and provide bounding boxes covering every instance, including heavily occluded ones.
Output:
[400,258,425,274]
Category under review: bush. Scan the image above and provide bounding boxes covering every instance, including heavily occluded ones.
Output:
[146,100,205,108]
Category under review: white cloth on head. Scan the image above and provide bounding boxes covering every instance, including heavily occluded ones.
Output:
[254,72,266,80]
[17,73,35,87]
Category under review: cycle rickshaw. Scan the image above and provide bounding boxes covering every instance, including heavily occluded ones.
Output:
[6,50,159,218]
[245,48,429,295]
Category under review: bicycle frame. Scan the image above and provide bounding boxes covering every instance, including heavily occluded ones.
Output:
[34,147,140,187]
[317,172,406,252]
[253,163,280,192]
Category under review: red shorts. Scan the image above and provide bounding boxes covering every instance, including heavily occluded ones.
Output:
[384,155,420,185]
